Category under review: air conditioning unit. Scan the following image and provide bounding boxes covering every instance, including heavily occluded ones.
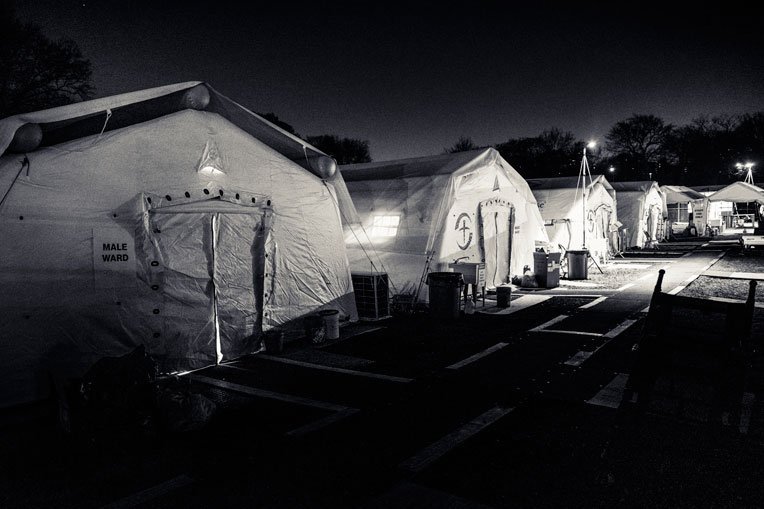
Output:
[351,272,390,320]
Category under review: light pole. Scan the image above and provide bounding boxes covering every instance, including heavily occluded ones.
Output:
[575,141,596,249]
[736,162,755,185]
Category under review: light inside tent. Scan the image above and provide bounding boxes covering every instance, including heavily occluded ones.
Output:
[370,215,400,238]
[199,165,225,177]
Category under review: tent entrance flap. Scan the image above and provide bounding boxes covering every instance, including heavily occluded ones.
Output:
[148,207,265,372]
[478,199,514,288]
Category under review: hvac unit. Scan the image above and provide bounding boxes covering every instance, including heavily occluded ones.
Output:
[351,271,390,320]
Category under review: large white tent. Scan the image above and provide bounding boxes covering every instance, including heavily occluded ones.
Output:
[708,181,764,231]
[0,82,357,408]
[610,181,666,248]
[342,148,548,296]
[661,185,709,235]
[526,175,618,262]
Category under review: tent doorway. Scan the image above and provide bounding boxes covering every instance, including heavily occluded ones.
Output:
[478,199,514,288]
[148,202,268,371]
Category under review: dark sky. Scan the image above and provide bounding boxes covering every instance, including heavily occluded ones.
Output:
[12,0,764,161]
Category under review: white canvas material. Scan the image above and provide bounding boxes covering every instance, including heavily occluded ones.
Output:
[0,82,358,408]
[708,181,764,204]
[527,175,619,262]
[342,148,548,295]
[610,181,667,248]
[660,185,709,234]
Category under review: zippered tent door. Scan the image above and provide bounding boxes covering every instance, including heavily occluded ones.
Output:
[147,204,267,372]
[478,199,514,288]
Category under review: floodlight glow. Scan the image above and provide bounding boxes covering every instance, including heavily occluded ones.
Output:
[587,141,597,149]
[199,165,225,176]
[608,166,615,173]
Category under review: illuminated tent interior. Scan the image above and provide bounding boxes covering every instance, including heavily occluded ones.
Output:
[660,185,709,235]
[610,181,667,249]
[526,175,618,262]
[341,148,548,298]
[707,181,764,231]
[0,82,357,408]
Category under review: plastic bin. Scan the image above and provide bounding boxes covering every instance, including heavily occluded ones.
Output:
[427,272,464,320]
[566,249,589,280]
[496,285,512,308]
[533,251,561,288]
[319,309,340,340]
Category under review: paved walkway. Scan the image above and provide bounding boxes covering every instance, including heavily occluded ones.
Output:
[537,250,726,335]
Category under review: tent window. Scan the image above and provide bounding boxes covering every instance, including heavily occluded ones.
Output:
[370,215,400,237]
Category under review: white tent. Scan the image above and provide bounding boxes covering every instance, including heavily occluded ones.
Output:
[610,181,666,248]
[708,181,764,204]
[661,185,709,235]
[342,148,548,295]
[527,175,618,262]
[0,82,357,408]
[708,181,764,232]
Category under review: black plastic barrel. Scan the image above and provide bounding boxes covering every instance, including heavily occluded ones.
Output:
[566,249,589,280]
[427,272,464,319]
[496,285,512,308]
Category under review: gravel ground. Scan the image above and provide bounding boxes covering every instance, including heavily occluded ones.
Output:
[681,250,764,302]
[559,260,657,290]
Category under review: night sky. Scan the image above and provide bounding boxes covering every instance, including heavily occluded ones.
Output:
[12,0,764,161]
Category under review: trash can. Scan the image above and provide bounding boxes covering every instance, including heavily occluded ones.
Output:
[496,285,512,308]
[263,328,284,354]
[427,272,464,320]
[319,309,340,340]
[566,249,589,280]
[533,251,561,288]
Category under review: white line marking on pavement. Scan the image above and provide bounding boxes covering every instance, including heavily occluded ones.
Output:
[565,351,592,366]
[247,355,413,383]
[101,475,194,509]
[544,329,603,337]
[616,282,635,292]
[586,373,629,408]
[446,343,509,370]
[564,319,640,366]
[286,408,360,437]
[530,314,568,332]
[399,406,515,473]
[191,374,348,412]
[579,296,608,309]
[739,392,756,434]
[604,318,639,338]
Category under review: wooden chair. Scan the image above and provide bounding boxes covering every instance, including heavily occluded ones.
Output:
[619,269,758,427]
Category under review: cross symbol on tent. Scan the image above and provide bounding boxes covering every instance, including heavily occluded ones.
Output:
[460,219,470,243]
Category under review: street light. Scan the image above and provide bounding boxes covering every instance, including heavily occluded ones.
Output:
[608,166,615,173]
[736,162,755,185]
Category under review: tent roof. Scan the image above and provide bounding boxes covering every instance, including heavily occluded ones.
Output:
[0,81,359,222]
[341,148,498,181]
[708,181,764,203]
[660,185,706,203]
[525,174,614,193]
[0,81,326,173]
[610,180,660,194]
[690,184,726,193]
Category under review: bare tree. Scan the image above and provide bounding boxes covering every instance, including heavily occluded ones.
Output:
[444,136,480,153]
[0,10,93,118]
[306,134,371,164]
[605,114,674,179]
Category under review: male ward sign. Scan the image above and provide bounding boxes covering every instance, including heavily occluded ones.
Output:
[93,227,137,288]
